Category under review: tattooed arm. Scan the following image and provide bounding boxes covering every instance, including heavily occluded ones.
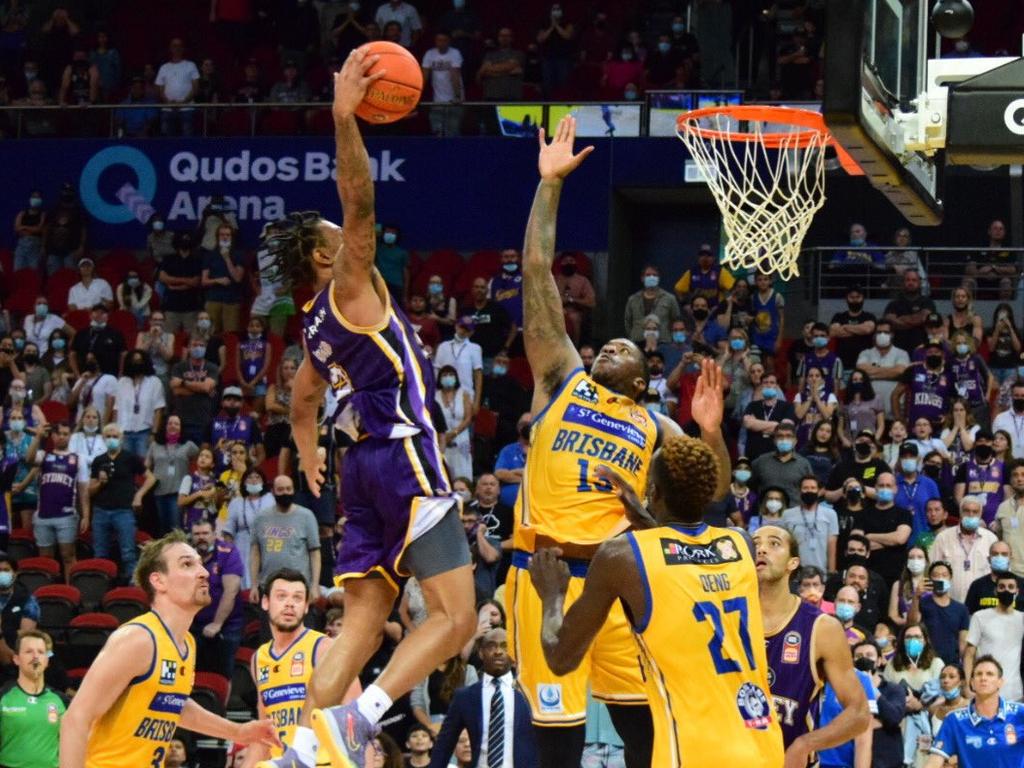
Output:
[291,354,328,497]
[524,117,594,416]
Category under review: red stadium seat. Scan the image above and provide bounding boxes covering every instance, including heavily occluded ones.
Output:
[6,287,37,319]
[229,647,258,712]
[12,268,41,294]
[474,407,498,439]
[46,268,79,315]
[260,110,302,136]
[108,309,138,342]
[135,530,153,545]
[193,672,230,715]
[221,332,239,385]
[39,400,70,425]
[69,558,117,611]
[0,248,13,277]
[15,556,61,592]
[218,108,256,137]
[66,612,119,667]
[35,584,81,635]
[66,667,88,689]
[305,108,334,135]
[7,528,36,562]
[64,309,90,332]
[242,619,261,648]
[101,585,149,624]
[507,357,533,390]
[411,249,463,296]
[454,250,501,298]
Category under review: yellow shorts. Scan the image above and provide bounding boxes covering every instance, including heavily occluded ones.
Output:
[506,563,647,726]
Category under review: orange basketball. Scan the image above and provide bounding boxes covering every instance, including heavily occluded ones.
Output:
[354,41,423,124]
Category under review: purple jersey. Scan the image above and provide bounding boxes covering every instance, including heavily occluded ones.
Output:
[240,338,267,383]
[950,355,988,407]
[37,451,78,519]
[183,471,217,529]
[801,351,841,391]
[210,414,259,467]
[489,273,523,328]
[962,459,1005,524]
[905,364,954,424]
[733,488,758,523]
[691,267,724,307]
[766,600,824,748]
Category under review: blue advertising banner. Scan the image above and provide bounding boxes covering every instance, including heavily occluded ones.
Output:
[0,137,692,252]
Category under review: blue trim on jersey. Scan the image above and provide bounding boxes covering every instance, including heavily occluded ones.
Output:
[531,366,584,428]
[128,623,157,687]
[626,532,653,633]
[667,522,709,536]
[511,549,589,578]
[152,610,190,660]
[311,635,325,669]
[269,627,309,661]
[648,408,663,448]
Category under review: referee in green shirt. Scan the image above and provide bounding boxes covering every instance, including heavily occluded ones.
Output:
[0,630,66,768]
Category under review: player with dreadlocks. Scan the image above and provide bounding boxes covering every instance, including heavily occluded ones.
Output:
[253,47,475,768]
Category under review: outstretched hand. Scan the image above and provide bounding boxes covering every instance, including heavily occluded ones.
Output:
[333,47,387,121]
[538,116,594,181]
[691,357,725,436]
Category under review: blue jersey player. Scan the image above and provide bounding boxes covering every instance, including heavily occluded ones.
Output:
[255,49,476,768]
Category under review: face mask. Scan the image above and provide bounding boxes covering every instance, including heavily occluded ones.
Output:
[428,283,443,295]
[451,0,462,9]
[127,277,140,289]
[812,337,828,349]
[24,69,36,80]
[876,332,891,347]
[734,469,751,484]
[876,488,895,504]
[551,7,563,19]
[875,635,890,648]
[10,389,24,402]
[166,432,180,444]
[961,516,981,532]
[922,464,942,480]
[441,375,457,388]
[560,264,576,276]
[904,638,925,658]
[850,237,866,247]
[775,439,793,454]
[955,40,969,53]
[926,354,944,369]
[942,687,961,701]
[992,555,1011,572]
[22,354,37,366]
[224,405,241,416]
[644,329,659,340]
[492,364,507,376]
[219,238,232,249]
[854,442,872,458]
[382,232,397,245]
[1014,397,1024,413]
[975,444,994,462]
[847,301,863,313]
[84,360,99,373]
[503,262,518,273]
[197,318,212,332]
[730,338,746,351]
[29,197,41,208]
[907,558,926,575]
[800,491,818,507]
[761,386,778,400]
[998,590,1017,608]
[933,578,950,595]
[658,41,671,53]
[624,88,639,100]
[834,603,856,623]
[854,656,876,673]
[954,343,970,357]
[152,220,165,231]
[621,51,633,62]
[8,419,24,433]
[672,331,687,344]
[191,346,207,359]
[765,499,783,514]
[52,338,65,351]
[13,339,24,351]
[83,423,98,434]
[692,308,709,321]
[246,482,263,496]
[351,0,361,8]
[105,437,120,451]
[671,22,685,33]
[901,458,919,474]
[847,487,862,503]
[643,275,659,289]
[90,320,106,330]
[274,493,294,509]
[0,572,12,589]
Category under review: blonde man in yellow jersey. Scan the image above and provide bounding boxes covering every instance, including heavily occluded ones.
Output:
[60,530,280,768]
[509,117,731,768]
[529,370,784,768]
[250,568,360,767]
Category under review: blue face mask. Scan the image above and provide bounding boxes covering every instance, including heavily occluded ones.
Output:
[428,283,443,295]
[961,516,981,532]
[502,262,518,273]
[901,458,918,473]
[904,637,925,658]
[492,364,507,376]
[672,331,687,344]
[0,572,12,589]
[8,420,24,433]
[835,603,856,623]
[955,343,970,356]
[729,338,746,351]
[812,336,828,349]
[34,304,47,317]
[190,346,206,359]
[441,375,457,389]
[658,41,671,53]
[734,469,751,483]
[850,237,866,247]
[992,555,1011,572]
[245,482,264,496]
[105,437,121,451]
[942,687,961,701]
[382,232,397,245]
[643,275,659,289]
[671,22,685,33]
[875,635,890,648]
[52,338,65,351]
[876,487,895,504]
[775,439,794,454]
[761,386,778,400]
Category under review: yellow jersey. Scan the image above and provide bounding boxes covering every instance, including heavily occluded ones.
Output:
[85,611,196,768]
[255,628,326,757]
[514,369,659,549]
[627,524,784,768]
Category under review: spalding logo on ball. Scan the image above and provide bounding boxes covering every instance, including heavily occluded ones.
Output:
[354,41,423,124]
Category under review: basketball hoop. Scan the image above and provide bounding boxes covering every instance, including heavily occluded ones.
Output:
[676,105,862,280]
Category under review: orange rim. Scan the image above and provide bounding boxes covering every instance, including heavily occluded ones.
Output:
[677,105,863,175]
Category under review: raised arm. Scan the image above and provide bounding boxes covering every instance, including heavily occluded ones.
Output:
[330,49,387,299]
[291,354,328,496]
[523,117,593,415]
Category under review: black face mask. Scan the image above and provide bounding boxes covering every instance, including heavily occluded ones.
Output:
[848,382,864,395]
[846,488,862,504]
[84,360,99,373]
[224,405,241,416]
[997,590,1017,608]
[847,301,864,313]
[854,442,872,459]
[923,464,942,480]
[853,656,876,674]
[274,493,294,509]
[926,354,944,369]
[22,353,38,365]
[692,308,709,321]
[974,444,994,462]
[800,491,818,506]
[560,264,576,276]
[1014,397,1024,413]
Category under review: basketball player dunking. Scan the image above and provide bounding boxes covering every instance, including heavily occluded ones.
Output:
[256,48,476,768]
[753,525,871,768]
[529,361,786,768]
[59,531,279,768]
[505,117,731,768]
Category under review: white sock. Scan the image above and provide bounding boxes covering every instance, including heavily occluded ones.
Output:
[355,684,393,726]
[291,726,318,765]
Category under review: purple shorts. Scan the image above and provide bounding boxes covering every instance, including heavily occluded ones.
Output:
[334,433,455,590]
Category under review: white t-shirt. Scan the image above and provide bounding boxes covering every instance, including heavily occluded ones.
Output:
[433,338,482,402]
[22,314,65,354]
[374,1,421,46]
[68,279,113,311]
[155,59,200,103]
[992,409,1024,459]
[421,47,463,103]
[75,373,118,424]
[966,608,1024,700]
[69,430,107,483]
[856,344,910,416]
[114,375,167,432]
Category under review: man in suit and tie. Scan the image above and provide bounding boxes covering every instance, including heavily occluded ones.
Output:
[429,628,539,768]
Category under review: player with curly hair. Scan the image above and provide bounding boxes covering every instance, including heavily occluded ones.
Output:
[529,357,786,768]
[252,50,475,768]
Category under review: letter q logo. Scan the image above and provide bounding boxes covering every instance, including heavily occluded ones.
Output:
[79,146,157,224]
[1004,98,1024,136]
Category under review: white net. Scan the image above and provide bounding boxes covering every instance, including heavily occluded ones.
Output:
[677,110,829,280]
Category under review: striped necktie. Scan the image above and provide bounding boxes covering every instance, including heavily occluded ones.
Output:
[487,678,505,767]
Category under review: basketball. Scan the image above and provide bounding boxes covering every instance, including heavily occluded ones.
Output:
[353,41,423,124]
